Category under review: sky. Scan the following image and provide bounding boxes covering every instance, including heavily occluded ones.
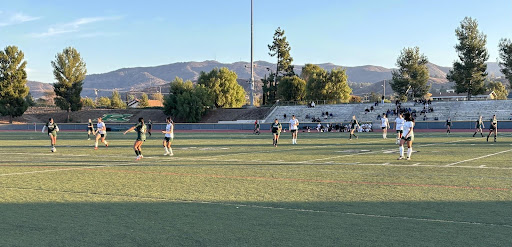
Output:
[1,0,512,83]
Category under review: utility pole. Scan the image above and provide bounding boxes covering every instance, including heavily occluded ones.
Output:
[249,0,255,107]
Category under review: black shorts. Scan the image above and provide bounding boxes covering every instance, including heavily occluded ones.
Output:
[489,127,496,131]
[396,130,403,133]
[401,136,413,141]
[164,137,171,142]
[381,127,386,130]
[100,133,105,138]
[88,127,93,132]
[291,129,297,133]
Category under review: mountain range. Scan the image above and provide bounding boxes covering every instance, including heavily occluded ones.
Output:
[27,60,506,99]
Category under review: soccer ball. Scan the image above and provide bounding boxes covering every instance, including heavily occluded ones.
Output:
[51,147,56,152]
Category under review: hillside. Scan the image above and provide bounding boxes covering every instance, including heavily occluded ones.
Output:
[27,61,505,98]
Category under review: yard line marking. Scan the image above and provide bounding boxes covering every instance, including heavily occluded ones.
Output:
[445,149,512,167]
[3,186,511,229]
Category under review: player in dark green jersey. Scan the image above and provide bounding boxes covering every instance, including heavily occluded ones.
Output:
[271,119,282,147]
[41,118,59,152]
[124,117,147,160]
[349,115,359,140]
[87,119,94,140]
[445,118,452,134]
[487,115,498,142]
[473,116,485,137]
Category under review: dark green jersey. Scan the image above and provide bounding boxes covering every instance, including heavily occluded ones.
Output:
[134,122,147,140]
[271,123,282,133]
[446,120,452,126]
[351,119,358,128]
[46,122,58,134]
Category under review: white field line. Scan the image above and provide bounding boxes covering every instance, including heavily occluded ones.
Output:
[2,186,511,229]
[445,149,512,167]
[0,165,104,176]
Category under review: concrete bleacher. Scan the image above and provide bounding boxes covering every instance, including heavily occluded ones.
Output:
[264,100,512,124]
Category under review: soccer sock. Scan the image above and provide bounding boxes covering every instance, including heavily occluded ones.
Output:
[473,132,476,137]
[407,148,412,158]
[399,146,404,157]
[349,134,352,139]
[95,142,98,148]
[164,147,169,153]
[169,147,173,154]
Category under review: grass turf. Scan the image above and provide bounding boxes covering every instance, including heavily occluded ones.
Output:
[0,130,511,246]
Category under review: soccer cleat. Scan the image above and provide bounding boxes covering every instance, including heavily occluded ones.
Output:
[406,157,411,160]
[169,153,174,156]
[87,138,91,140]
[135,155,141,161]
[164,152,169,156]
[105,142,109,147]
[94,147,98,150]
[397,156,404,160]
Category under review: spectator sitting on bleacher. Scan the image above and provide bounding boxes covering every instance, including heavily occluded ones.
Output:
[329,113,333,117]
[311,101,315,108]
[377,114,381,120]
[305,114,310,119]
[370,106,374,112]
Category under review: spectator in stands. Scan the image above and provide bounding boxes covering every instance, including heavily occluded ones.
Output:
[370,106,374,112]
[377,114,381,120]
[284,114,287,119]
[329,113,333,117]
[305,114,310,119]
[311,101,316,108]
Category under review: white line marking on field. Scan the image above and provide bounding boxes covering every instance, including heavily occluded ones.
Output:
[445,149,512,167]
[3,186,511,229]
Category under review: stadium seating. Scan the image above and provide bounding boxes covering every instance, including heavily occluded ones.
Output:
[263,100,512,124]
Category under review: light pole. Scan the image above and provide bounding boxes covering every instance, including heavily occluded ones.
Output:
[382,80,386,104]
[248,0,255,107]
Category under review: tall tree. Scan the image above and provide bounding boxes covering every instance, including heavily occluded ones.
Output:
[268,27,294,76]
[197,67,246,108]
[0,46,29,123]
[277,75,306,101]
[498,38,512,85]
[446,17,489,100]
[52,47,87,122]
[303,65,352,103]
[111,90,126,109]
[486,81,508,100]
[391,47,430,101]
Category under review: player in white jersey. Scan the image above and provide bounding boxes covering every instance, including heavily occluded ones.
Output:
[289,115,299,144]
[394,113,405,144]
[162,117,174,156]
[381,113,390,139]
[398,113,415,160]
[94,117,109,150]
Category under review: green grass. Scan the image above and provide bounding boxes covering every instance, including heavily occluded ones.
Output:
[1,130,511,246]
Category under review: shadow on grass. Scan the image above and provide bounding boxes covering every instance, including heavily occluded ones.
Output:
[0,200,510,247]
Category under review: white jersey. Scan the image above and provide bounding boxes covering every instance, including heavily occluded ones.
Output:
[395,117,405,130]
[97,122,106,134]
[165,123,174,138]
[381,118,389,128]
[403,121,414,137]
[289,119,299,130]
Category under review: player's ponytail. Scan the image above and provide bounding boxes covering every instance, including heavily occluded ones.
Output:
[138,117,144,123]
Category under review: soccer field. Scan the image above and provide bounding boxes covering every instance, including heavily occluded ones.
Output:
[1,130,511,246]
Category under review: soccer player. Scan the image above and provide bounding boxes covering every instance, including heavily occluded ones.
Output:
[487,115,498,142]
[253,120,260,135]
[147,119,153,137]
[41,118,59,152]
[398,112,415,160]
[124,117,147,160]
[94,117,109,150]
[162,117,174,156]
[289,115,299,144]
[87,119,94,140]
[473,116,485,137]
[445,118,452,134]
[271,118,282,147]
[381,113,390,139]
[394,113,405,144]
[349,115,359,140]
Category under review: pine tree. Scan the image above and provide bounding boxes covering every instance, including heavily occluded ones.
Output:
[446,17,489,100]
[498,38,512,86]
[0,46,29,123]
[52,47,87,122]
[391,47,430,101]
